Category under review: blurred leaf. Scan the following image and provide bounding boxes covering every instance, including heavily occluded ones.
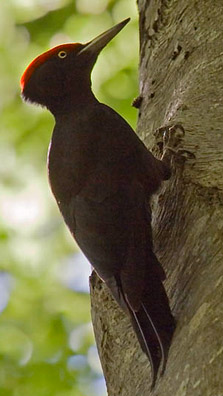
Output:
[20,3,76,44]
[0,1,138,395]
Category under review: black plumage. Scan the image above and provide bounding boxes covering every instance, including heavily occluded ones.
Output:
[21,19,175,387]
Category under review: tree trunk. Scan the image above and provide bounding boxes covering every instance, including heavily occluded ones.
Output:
[90,1,223,395]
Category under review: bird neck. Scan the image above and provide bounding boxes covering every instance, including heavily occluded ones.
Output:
[48,79,97,118]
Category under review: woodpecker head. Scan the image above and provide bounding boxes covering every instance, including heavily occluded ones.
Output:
[21,18,130,112]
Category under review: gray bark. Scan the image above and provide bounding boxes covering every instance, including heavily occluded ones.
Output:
[90,1,223,395]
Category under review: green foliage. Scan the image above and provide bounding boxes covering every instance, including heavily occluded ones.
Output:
[0,0,138,394]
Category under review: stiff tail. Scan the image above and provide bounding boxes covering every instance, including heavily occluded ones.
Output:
[127,276,175,388]
[106,273,175,388]
[130,304,161,388]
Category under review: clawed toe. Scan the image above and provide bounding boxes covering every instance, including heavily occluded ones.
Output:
[163,124,185,149]
[175,149,196,161]
[154,124,195,166]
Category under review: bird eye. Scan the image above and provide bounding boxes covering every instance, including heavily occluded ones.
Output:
[58,51,67,59]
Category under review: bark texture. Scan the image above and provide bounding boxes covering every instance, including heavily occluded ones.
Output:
[90,1,223,395]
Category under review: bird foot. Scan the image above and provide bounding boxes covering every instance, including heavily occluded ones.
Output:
[154,124,184,153]
[163,124,185,152]
[154,124,195,165]
[174,148,196,163]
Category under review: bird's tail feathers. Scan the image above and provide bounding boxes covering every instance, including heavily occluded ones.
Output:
[127,299,161,388]
[106,273,175,389]
[122,275,175,388]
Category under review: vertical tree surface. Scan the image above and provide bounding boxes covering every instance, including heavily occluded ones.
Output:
[90,1,223,395]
